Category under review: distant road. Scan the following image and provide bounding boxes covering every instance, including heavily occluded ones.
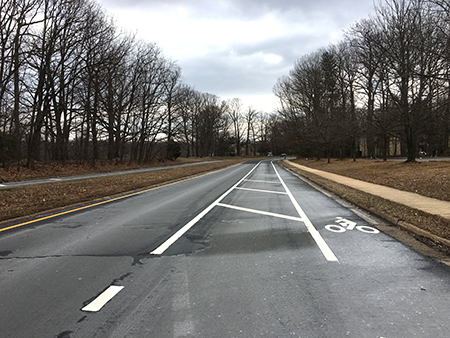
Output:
[0,160,224,189]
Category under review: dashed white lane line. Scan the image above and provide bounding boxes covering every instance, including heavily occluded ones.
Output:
[82,285,124,312]
[235,187,288,195]
[150,161,262,255]
[271,162,339,262]
[217,203,303,222]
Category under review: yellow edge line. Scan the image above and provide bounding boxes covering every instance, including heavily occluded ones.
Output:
[0,172,212,233]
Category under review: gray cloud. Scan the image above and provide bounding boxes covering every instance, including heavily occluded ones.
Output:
[179,42,294,98]
[102,0,375,20]
[98,0,378,111]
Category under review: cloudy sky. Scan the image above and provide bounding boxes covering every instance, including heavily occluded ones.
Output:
[96,0,377,112]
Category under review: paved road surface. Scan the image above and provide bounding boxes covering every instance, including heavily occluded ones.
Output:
[0,160,449,337]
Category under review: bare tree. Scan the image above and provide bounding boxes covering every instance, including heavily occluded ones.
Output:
[227,98,243,156]
[0,0,42,167]
[163,62,181,159]
[347,18,385,158]
[374,0,443,161]
[274,49,342,160]
[244,106,258,156]
[173,84,197,157]
[0,0,259,168]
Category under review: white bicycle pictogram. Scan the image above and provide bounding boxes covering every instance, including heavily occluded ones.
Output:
[325,217,380,234]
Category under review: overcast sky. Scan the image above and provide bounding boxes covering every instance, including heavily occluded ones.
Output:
[96,0,377,112]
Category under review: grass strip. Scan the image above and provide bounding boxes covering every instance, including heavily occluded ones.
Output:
[0,159,246,223]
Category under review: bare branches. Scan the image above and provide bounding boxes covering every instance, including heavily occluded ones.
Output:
[1,0,269,166]
[275,0,450,160]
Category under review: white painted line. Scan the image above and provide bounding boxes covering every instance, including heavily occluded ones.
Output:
[325,224,346,233]
[244,179,281,184]
[356,225,380,234]
[217,203,304,222]
[271,162,339,262]
[50,178,62,181]
[0,184,5,187]
[150,162,262,255]
[336,217,357,230]
[82,285,124,312]
[235,187,288,195]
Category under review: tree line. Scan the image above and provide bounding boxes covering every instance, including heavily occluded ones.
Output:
[0,0,280,169]
[274,0,450,162]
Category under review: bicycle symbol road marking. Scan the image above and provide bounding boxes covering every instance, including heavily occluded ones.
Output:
[325,217,379,234]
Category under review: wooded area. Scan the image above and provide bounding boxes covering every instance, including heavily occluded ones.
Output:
[0,0,278,169]
[274,0,450,162]
[2,0,450,169]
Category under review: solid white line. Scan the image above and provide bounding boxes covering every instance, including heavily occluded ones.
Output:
[235,187,288,195]
[217,203,304,222]
[82,285,124,312]
[271,162,339,262]
[150,162,262,255]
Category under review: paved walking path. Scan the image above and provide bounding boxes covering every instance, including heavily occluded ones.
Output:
[286,161,450,220]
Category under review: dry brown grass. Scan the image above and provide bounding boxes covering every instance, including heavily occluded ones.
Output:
[291,158,450,202]
[0,158,248,223]
[0,157,222,183]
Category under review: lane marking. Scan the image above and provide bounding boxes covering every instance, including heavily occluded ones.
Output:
[150,162,262,255]
[234,187,287,195]
[325,224,347,233]
[82,285,124,312]
[336,217,356,230]
[0,170,226,233]
[325,217,380,234]
[271,162,339,262]
[356,225,380,234]
[217,203,303,222]
[244,179,281,184]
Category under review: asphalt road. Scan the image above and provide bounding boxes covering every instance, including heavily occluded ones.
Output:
[0,160,449,337]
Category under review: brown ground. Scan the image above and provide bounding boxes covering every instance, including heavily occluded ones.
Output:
[291,158,450,202]
[0,157,249,223]
[285,158,450,255]
[0,157,222,183]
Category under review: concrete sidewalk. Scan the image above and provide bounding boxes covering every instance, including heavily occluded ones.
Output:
[286,161,450,220]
